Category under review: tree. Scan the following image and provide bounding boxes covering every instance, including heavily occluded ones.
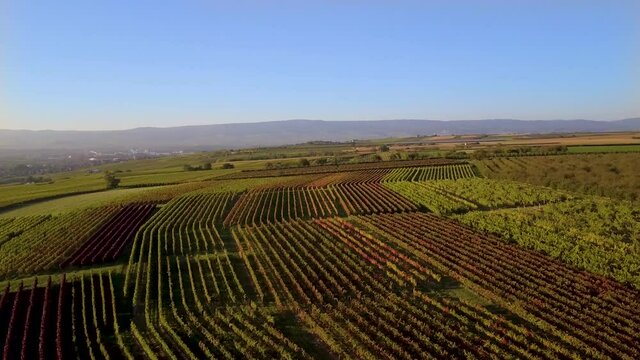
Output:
[299,158,310,167]
[183,164,195,171]
[471,149,489,160]
[314,157,328,165]
[104,172,120,189]
[221,163,234,169]
[551,145,568,153]
[379,144,390,152]
[201,162,212,170]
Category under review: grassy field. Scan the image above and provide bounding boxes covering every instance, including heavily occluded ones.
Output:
[117,169,225,186]
[0,187,164,217]
[474,153,640,202]
[567,144,640,153]
[0,160,240,210]
[0,172,106,209]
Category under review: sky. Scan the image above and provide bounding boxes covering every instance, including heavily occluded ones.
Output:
[1,0,639,130]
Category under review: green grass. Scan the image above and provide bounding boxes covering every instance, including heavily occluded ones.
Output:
[0,187,164,217]
[117,169,223,186]
[567,144,640,153]
[474,153,640,202]
[0,173,106,210]
[0,160,242,210]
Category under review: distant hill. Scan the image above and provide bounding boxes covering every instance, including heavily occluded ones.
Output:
[1,118,639,152]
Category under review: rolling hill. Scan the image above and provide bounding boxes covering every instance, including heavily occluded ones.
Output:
[1,118,639,151]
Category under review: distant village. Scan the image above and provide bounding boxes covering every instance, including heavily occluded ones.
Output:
[0,148,187,183]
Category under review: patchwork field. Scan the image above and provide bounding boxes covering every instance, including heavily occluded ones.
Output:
[1,156,639,359]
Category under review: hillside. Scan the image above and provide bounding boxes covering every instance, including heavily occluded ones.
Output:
[1,156,639,359]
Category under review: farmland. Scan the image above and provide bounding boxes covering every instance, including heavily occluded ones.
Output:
[566,144,640,153]
[0,151,639,359]
[474,153,640,202]
[4,0,640,356]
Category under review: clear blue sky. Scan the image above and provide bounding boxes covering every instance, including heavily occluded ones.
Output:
[1,0,638,130]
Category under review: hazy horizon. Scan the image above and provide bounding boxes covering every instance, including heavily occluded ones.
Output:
[3,117,640,133]
[2,0,639,131]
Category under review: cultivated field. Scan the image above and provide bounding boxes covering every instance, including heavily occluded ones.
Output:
[1,150,639,359]
[474,153,640,202]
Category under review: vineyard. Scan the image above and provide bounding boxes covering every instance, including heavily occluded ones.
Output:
[0,215,50,246]
[383,163,476,182]
[215,158,464,179]
[427,178,570,208]
[224,183,417,226]
[474,153,640,202]
[383,178,569,215]
[0,157,639,359]
[384,181,477,214]
[0,273,128,359]
[456,198,640,287]
[61,204,156,268]
[351,213,640,359]
[0,207,120,279]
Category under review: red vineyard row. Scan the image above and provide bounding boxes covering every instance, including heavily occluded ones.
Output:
[0,274,126,360]
[61,204,156,268]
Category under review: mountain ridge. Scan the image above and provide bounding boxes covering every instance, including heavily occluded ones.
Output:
[1,118,639,151]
